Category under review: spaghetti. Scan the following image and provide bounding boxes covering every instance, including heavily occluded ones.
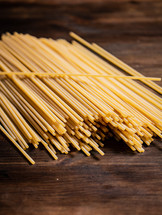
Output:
[0,32,161,164]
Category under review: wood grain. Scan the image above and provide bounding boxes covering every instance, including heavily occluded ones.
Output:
[0,0,162,214]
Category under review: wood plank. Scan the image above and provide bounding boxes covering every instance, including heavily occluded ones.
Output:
[0,0,162,214]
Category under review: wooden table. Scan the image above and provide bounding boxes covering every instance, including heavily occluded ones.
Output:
[0,0,162,214]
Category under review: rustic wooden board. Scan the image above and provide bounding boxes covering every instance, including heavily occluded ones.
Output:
[0,0,162,214]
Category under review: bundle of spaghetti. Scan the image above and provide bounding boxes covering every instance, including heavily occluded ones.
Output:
[0,32,161,165]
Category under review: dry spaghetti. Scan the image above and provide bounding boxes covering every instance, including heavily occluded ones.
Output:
[0,32,161,164]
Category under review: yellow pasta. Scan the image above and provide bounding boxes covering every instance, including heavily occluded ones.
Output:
[0,32,161,164]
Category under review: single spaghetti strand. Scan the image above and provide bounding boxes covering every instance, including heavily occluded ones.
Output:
[0,71,161,81]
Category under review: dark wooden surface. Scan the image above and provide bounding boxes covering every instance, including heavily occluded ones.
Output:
[0,0,162,214]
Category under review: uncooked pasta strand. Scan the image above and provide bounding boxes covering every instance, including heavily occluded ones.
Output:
[0,71,161,81]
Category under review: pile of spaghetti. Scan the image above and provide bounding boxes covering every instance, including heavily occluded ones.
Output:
[0,32,162,164]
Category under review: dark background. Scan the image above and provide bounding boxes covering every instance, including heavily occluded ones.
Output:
[0,0,162,214]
